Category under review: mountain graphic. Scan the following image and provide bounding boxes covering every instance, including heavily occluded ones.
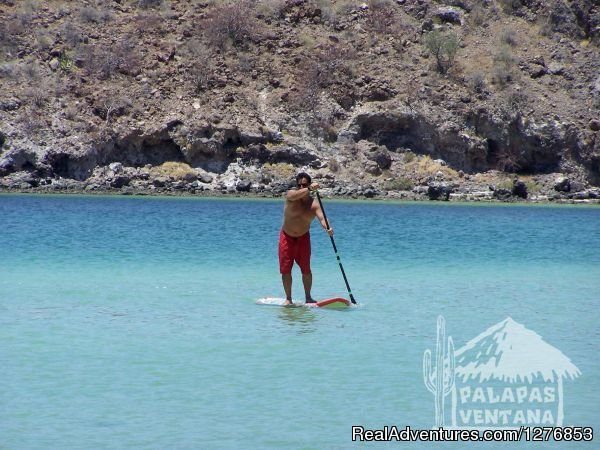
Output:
[454,317,580,384]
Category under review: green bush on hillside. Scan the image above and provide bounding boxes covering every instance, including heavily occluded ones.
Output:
[423,29,459,74]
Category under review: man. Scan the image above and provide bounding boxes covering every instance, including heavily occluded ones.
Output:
[279,172,334,306]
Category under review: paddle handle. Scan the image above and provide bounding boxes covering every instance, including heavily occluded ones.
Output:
[315,191,357,304]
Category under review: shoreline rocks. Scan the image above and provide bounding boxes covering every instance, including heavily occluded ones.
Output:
[2,168,599,204]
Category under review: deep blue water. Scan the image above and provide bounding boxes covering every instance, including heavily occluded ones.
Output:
[1,194,598,449]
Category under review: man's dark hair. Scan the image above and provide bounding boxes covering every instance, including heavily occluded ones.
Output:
[296,172,311,184]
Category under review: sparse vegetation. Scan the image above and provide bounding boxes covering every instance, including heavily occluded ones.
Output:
[203,1,260,50]
[138,0,164,9]
[79,37,139,79]
[328,158,341,173]
[492,45,516,87]
[402,152,417,164]
[184,39,215,92]
[500,29,518,47]
[469,72,487,94]
[93,94,132,125]
[366,0,397,34]
[0,0,597,197]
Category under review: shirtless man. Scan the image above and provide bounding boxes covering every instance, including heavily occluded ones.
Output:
[279,172,334,305]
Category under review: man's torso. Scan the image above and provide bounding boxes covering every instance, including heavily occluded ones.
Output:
[282,197,316,237]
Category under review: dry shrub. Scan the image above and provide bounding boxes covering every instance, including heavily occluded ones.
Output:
[366,0,396,34]
[79,36,139,79]
[151,162,197,179]
[494,146,522,173]
[25,85,49,109]
[34,30,52,52]
[0,61,19,79]
[21,60,42,80]
[469,72,487,93]
[204,0,261,50]
[255,0,287,20]
[134,11,168,36]
[183,39,216,92]
[138,0,163,9]
[328,158,341,173]
[382,176,413,191]
[405,155,459,180]
[492,45,516,87]
[61,22,83,49]
[290,41,352,113]
[93,94,132,124]
[469,3,488,27]
[500,29,518,47]
[318,0,353,28]
[262,162,295,180]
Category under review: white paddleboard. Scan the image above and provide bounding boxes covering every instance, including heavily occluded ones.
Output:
[256,297,351,309]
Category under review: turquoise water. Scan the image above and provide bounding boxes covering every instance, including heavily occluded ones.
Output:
[1,194,599,449]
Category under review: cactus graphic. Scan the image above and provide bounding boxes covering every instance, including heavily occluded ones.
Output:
[423,315,455,428]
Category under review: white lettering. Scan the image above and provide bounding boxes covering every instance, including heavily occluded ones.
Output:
[459,409,472,424]
[516,386,528,403]
[473,387,486,403]
[501,387,515,403]
[542,410,554,424]
[514,410,526,424]
[544,386,556,402]
[487,387,500,404]
[459,386,471,403]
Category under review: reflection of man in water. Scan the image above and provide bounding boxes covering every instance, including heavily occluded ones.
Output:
[279,172,334,306]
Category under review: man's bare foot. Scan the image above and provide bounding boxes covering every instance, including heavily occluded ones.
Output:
[283,299,293,306]
[305,297,316,304]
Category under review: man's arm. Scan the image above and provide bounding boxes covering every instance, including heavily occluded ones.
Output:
[286,187,310,202]
[315,204,334,236]
[286,182,320,202]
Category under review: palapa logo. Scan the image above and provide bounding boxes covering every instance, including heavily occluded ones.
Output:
[423,316,580,429]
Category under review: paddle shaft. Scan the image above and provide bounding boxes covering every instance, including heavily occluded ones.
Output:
[315,191,357,304]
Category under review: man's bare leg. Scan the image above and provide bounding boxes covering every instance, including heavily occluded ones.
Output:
[302,273,315,303]
[282,273,293,305]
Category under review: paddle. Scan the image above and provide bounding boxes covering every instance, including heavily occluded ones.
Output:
[315,190,357,304]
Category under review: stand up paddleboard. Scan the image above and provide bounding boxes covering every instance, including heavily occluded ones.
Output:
[256,297,351,309]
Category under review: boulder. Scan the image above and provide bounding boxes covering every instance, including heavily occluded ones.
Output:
[236,180,252,192]
[569,180,586,193]
[554,177,571,192]
[110,175,130,188]
[270,145,317,165]
[493,188,513,201]
[198,173,214,184]
[512,179,528,199]
[367,147,392,170]
[364,161,382,176]
[109,162,123,174]
[427,182,453,201]
[432,7,463,25]
[0,148,38,172]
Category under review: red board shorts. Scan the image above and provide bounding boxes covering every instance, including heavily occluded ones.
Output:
[279,229,311,275]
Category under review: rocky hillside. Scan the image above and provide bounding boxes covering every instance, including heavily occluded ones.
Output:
[1,0,599,202]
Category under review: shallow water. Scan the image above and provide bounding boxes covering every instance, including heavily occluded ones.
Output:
[1,195,598,449]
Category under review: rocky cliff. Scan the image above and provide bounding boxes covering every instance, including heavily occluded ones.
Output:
[1,0,599,202]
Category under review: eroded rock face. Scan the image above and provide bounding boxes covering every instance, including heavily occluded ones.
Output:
[339,104,593,177]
